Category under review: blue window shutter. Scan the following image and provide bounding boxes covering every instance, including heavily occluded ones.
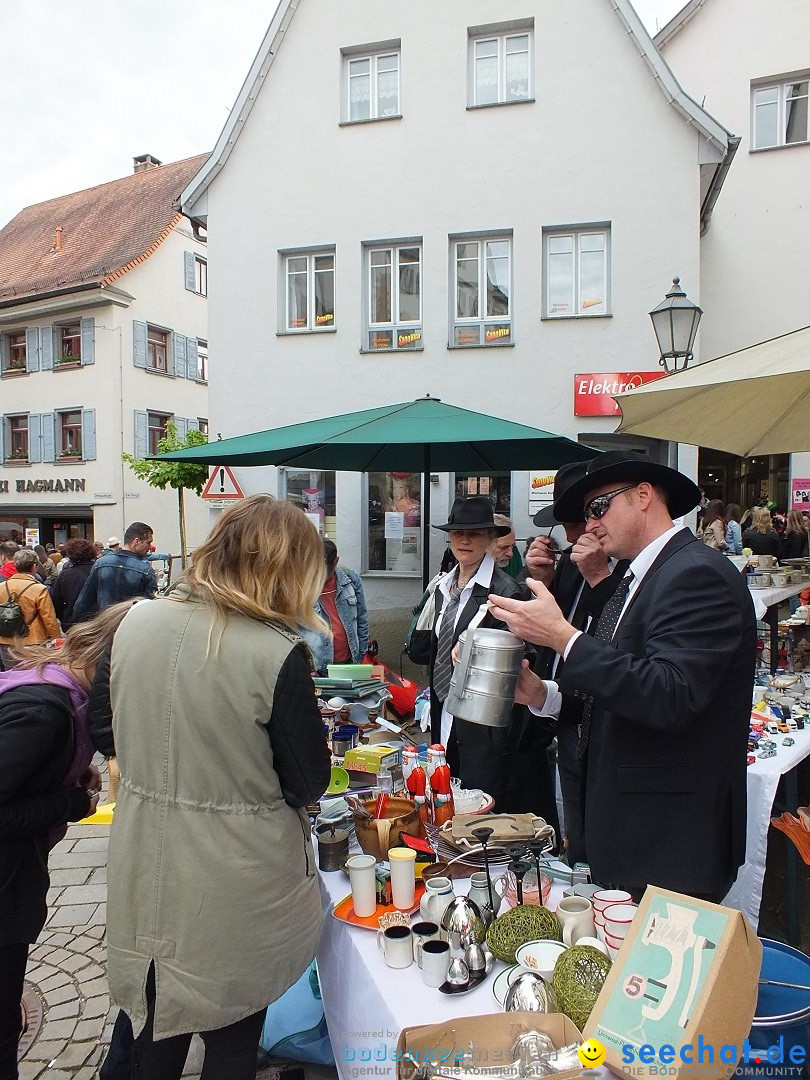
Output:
[186,337,198,380]
[134,410,148,457]
[175,417,188,440]
[80,317,95,365]
[133,321,148,368]
[40,326,54,370]
[25,328,40,372]
[184,251,196,291]
[171,334,186,378]
[82,409,96,460]
[186,417,199,431]
[28,413,42,462]
[0,418,4,462]
[40,413,55,463]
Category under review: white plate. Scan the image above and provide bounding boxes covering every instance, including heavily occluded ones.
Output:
[491,965,520,1007]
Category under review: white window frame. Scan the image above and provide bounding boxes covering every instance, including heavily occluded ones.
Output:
[282,251,336,333]
[468,25,533,107]
[450,235,513,347]
[542,225,611,318]
[751,75,809,149]
[364,242,423,352]
[344,47,401,123]
[196,340,208,382]
[194,256,208,296]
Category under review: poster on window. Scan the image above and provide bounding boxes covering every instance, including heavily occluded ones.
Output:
[528,471,557,517]
[791,478,810,510]
[384,512,404,539]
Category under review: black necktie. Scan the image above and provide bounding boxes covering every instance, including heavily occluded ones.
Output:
[576,571,634,763]
[433,583,463,703]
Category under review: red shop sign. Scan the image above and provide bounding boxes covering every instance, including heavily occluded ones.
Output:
[574,371,666,416]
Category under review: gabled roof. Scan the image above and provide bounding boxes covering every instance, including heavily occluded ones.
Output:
[653,0,710,49]
[181,0,732,225]
[0,154,209,303]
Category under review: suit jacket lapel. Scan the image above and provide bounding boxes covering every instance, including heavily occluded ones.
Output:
[453,583,489,644]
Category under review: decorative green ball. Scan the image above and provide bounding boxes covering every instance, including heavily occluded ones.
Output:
[550,944,612,1030]
[485,904,561,964]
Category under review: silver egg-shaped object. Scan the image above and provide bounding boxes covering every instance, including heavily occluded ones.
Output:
[503,971,555,1013]
[441,897,486,955]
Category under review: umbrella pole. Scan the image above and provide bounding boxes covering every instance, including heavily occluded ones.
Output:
[422,446,431,591]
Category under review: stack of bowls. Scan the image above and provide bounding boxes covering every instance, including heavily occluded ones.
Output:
[592,890,638,958]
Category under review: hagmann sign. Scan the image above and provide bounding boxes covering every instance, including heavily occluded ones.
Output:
[574,372,666,416]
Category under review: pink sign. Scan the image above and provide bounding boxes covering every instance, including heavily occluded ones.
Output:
[574,372,666,416]
[791,478,810,510]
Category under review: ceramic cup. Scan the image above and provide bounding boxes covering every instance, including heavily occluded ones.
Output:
[376,924,413,969]
[421,939,451,987]
[575,935,609,957]
[556,895,596,946]
[346,853,377,918]
[411,921,441,967]
[604,902,638,940]
[593,889,633,917]
[515,938,567,980]
[388,847,416,910]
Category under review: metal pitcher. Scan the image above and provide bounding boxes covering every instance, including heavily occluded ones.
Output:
[445,616,524,728]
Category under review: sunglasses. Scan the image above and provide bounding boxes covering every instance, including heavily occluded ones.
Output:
[583,485,636,520]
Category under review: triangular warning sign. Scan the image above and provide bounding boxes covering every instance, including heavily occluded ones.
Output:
[201,465,245,500]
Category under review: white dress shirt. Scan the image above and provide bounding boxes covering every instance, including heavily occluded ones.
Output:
[436,552,496,746]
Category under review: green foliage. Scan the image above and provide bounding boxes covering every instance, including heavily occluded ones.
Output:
[123,420,209,494]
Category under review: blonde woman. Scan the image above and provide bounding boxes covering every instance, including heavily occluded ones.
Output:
[105,496,331,1080]
[0,601,137,1078]
[742,506,781,558]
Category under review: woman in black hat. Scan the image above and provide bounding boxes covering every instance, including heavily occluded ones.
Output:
[407,496,527,808]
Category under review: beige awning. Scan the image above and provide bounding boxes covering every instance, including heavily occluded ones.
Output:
[615,326,810,456]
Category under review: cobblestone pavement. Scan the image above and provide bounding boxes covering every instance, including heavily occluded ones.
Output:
[20,762,337,1080]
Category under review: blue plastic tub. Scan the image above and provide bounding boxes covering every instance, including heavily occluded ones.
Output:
[735,939,810,1078]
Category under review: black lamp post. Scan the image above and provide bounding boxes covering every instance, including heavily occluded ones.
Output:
[649,277,703,374]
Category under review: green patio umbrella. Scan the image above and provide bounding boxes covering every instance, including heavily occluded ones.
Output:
[155,396,596,586]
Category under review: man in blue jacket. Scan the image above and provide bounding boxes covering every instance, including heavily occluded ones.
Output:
[72,522,157,622]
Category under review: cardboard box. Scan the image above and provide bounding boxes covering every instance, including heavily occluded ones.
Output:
[343,744,402,775]
[396,1012,583,1080]
[585,887,762,1080]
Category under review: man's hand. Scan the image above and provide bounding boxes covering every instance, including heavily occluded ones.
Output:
[525,537,558,588]
[514,660,549,709]
[79,764,102,795]
[570,533,610,587]
[488,578,577,654]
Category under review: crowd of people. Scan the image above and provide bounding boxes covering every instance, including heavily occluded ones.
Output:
[0,465,802,1076]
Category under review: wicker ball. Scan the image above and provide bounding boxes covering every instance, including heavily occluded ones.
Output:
[485,904,561,964]
[550,944,612,1030]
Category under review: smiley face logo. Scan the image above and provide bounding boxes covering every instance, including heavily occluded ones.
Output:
[578,1039,607,1069]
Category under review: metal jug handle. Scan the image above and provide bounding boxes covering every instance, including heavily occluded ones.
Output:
[454,603,489,700]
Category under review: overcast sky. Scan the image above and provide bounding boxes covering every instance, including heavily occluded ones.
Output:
[0,0,686,228]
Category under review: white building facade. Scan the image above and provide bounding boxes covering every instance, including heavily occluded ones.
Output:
[181,0,735,635]
[657,0,810,504]
[0,156,211,553]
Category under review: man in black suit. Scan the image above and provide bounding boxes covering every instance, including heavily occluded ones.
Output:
[489,452,756,901]
[525,461,627,866]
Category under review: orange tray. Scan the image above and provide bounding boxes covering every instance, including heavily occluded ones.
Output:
[332,882,426,930]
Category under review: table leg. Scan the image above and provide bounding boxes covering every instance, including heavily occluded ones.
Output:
[784,767,801,947]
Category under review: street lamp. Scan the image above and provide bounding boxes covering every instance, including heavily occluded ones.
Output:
[649,276,702,374]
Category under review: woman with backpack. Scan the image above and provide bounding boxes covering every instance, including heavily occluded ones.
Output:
[0,548,61,670]
[0,600,137,1078]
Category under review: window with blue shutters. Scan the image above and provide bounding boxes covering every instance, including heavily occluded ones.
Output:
[28,414,42,463]
[133,321,148,368]
[134,410,149,457]
[186,337,199,380]
[25,328,39,373]
[80,317,95,365]
[40,326,54,370]
[172,335,187,378]
[185,251,207,295]
[0,330,34,375]
[39,413,55,463]
[82,409,96,460]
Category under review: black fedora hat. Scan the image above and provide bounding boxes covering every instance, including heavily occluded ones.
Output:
[533,460,594,527]
[435,496,511,536]
[553,450,702,523]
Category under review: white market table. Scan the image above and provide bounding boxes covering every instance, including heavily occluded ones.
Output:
[748,580,806,673]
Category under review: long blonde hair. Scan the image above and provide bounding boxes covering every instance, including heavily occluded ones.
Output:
[181,494,329,634]
[751,507,773,533]
[11,599,141,675]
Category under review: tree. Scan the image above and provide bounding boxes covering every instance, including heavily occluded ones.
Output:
[123,421,209,570]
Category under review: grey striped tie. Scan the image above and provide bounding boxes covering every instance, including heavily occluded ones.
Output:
[433,583,463,703]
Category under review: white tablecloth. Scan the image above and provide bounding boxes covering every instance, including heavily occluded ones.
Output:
[748,580,806,621]
[723,717,810,928]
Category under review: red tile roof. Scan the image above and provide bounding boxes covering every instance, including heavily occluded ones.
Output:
[0,154,209,302]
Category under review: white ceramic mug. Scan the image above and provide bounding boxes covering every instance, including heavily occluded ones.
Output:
[388,847,416,910]
[411,921,441,967]
[376,925,413,969]
[603,902,638,940]
[421,939,451,987]
[346,853,377,918]
[593,889,633,916]
[556,895,596,946]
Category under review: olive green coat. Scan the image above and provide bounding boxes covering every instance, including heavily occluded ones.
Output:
[106,590,322,1039]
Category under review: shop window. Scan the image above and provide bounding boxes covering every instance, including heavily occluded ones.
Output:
[148,412,170,455]
[284,470,337,539]
[468,24,533,107]
[456,474,512,514]
[543,226,610,317]
[365,243,422,351]
[451,235,512,347]
[7,415,29,462]
[344,47,401,122]
[752,76,809,149]
[366,471,422,573]
[283,251,335,332]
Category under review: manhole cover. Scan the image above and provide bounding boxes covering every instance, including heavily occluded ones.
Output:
[18,982,44,1059]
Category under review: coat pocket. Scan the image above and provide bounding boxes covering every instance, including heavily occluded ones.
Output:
[297,808,316,877]
[616,765,697,794]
